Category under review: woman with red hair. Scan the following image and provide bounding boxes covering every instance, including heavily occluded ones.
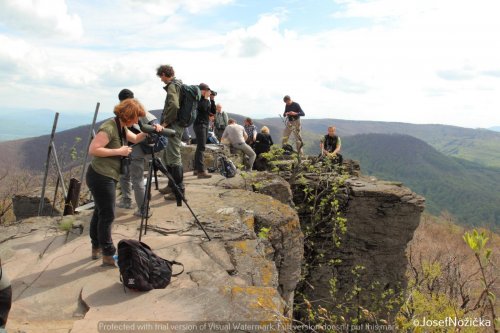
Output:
[86,98,147,266]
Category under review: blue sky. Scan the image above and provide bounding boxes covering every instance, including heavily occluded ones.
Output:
[1,0,500,129]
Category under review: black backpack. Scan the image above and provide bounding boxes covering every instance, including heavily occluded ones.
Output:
[282,143,294,155]
[117,239,184,291]
[219,155,237,178]
[172,81,201,128]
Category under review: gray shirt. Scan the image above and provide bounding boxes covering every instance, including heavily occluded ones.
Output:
[221,124,247,145]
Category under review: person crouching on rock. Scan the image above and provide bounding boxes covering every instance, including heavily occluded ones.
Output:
[86,98,149,266]
[320,126,343,166]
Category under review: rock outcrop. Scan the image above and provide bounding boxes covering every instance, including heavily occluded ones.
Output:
[203,162,424,321]
[231,157,424,320]
[297,176,424,317]
[0,173,303,333]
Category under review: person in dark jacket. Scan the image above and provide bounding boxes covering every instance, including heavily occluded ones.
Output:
[320,126,343,166]
[254,126,274,156]
[193,83,216,178]
[282,95,305,155]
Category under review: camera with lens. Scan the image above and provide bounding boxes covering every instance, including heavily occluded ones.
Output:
[145,133,158,146]
[120,156,131,175]
[210,90,217,97]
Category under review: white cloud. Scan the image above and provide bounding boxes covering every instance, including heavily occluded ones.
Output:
[223,14,282,57]
[127,0,233,16]
[0,0,83,39]
[0,35,48,78]
[1,1,500,129]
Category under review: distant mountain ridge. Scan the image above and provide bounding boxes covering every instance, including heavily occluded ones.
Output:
[1,114,499,227]
[0,107,106,142]
[1,113,499,170]
[4,108,500,168]
[260,118,500,169]
[343,133,500,227]
[0,110,282,172]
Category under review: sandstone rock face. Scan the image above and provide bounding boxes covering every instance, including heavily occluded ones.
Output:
[340,178,424,294]
[294,175,425,318]
[206,165,424,320]
[1,173,303,333]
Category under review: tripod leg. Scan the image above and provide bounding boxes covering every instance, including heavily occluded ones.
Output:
[153,156,159,190]
[152,156,211,240]
[139,160,154,241]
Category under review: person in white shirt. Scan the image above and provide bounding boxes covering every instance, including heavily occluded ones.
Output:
[221,119,256,170]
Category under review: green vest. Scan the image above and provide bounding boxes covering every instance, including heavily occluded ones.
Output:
[90,118,122,181]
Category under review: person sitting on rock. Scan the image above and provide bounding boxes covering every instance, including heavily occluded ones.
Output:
[253,126,274,171]
[320,126,343,166]
[254,126,274,157]
[243,117,257,148]
[221,119,256,170]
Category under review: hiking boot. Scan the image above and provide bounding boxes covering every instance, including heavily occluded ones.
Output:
[171,165,185,207]
[134,209,153,218]
[158,186,172,195]
[197,171,212,179]
[164,193,176,201]
[192,170,198,176]
[91,247,101,260]
[116,201,132,209]
[102,255,116,267]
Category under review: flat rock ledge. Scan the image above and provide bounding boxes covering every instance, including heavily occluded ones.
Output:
[1,172,303,333]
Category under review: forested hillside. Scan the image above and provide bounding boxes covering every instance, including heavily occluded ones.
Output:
[342,133,500,228]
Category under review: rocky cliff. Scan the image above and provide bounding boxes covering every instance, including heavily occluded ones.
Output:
[1,151,425,331]
[225,163,424,322]
[295,176,425,319]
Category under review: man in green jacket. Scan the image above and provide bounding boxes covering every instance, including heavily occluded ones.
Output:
[214,103,229,141]
[156,64,185,206]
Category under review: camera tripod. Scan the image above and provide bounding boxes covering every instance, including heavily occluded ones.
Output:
[138,149,211,241]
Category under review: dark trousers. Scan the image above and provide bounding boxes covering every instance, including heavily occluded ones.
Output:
[215,127,225,141]
[86,165,117,256]
[0,286,11,328]
[193,123,208,172]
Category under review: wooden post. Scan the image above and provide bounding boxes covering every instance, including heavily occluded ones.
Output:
[80,102,100,184]
[63,178,81,215]
[39,112,59,216]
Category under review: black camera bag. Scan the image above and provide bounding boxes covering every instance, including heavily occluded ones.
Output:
[117,239,184,292]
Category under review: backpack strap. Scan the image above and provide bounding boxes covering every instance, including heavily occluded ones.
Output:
[114,117,127,146]
[170,261,184,277]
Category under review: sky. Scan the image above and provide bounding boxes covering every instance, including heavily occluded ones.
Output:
[1,0,500,129]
